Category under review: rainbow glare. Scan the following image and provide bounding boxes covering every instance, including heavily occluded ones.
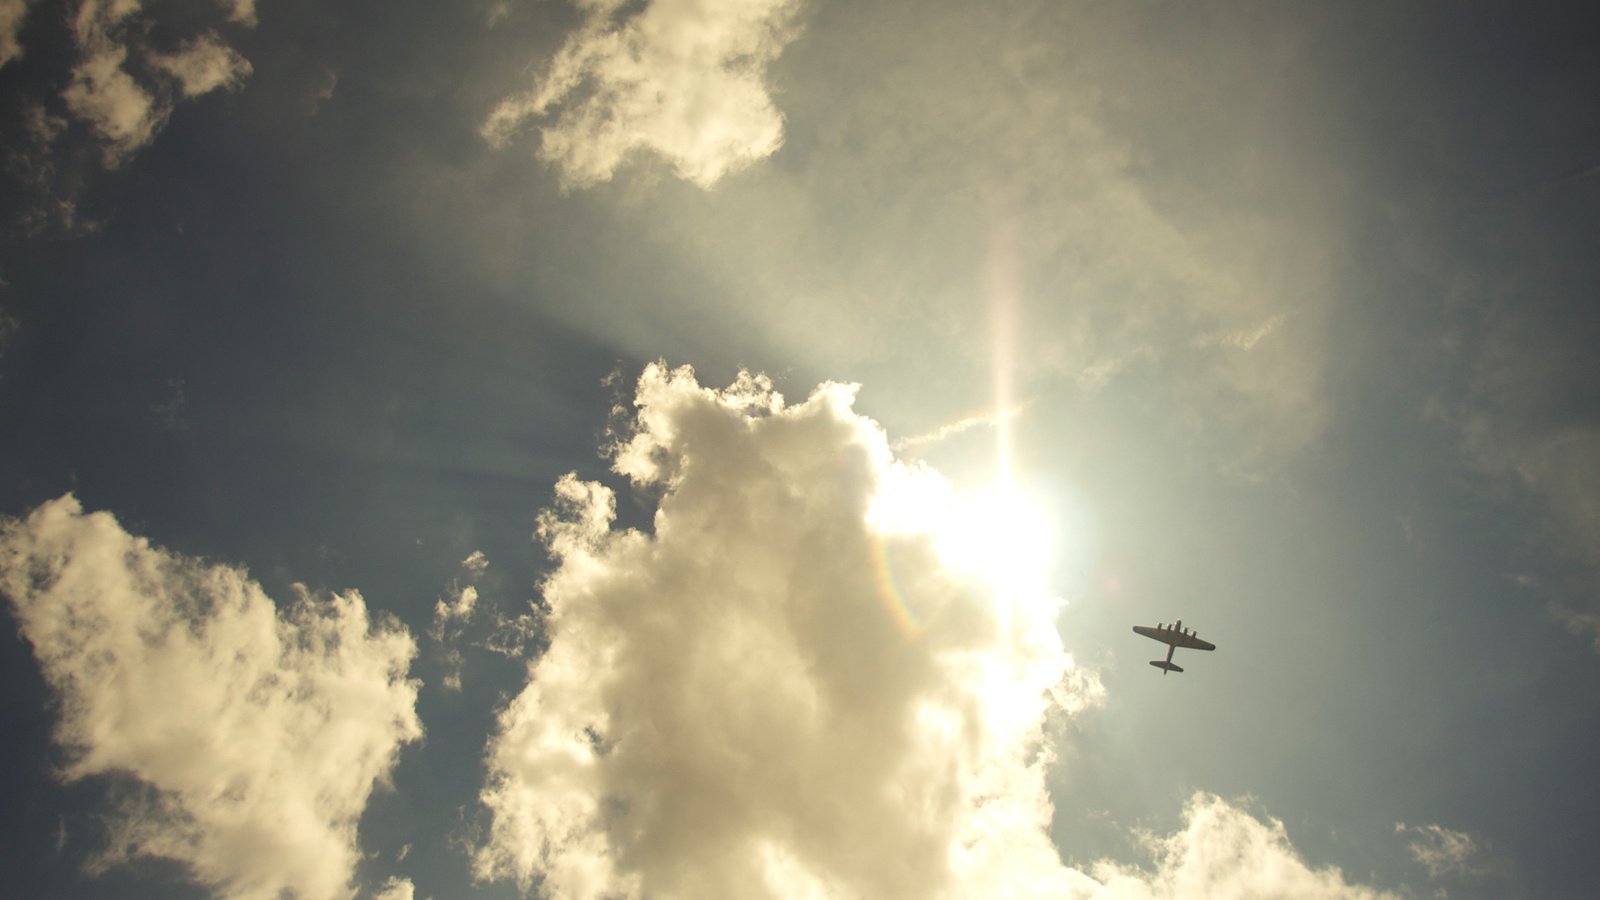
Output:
[866,462,949,639]
[866,464,1058,640]
[869,534,922,638]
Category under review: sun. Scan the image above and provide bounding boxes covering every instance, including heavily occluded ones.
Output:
[867,458,1061,627]
[931,478,1055,603]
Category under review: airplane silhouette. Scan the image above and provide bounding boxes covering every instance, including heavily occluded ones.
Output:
[1132,619,1216,674]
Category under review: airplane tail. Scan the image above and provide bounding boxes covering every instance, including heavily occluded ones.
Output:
[1149,660,1183,675]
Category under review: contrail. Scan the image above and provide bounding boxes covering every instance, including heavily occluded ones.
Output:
[891,402,1030,453]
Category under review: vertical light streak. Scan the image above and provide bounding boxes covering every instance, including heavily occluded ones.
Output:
[985,199,1023,638]
[987,207,1020,486]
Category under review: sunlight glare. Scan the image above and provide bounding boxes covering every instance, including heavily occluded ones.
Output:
[868,462,1060,610]
[932,480,1055,603]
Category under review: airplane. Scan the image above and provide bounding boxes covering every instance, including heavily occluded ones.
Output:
[1132,619,1215,674]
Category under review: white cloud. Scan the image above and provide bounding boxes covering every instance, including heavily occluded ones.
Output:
[1395,822,1484,881]
[373,876,416,900]
[149,30,253,98]
[62,43,166,165]
[436,572,481,626]
[0,0,31,68]
[219,0,256,28]
[556,2,1343,472]
[483,0,512,28]
[431,550,490,691]
[0,495,423,900]
[474,363,1106,899]
[1093,793,1401,900]
[441,583,480,621]
[483,0,804,188]
[431,583,478,692]
[483,608,544,659]
[56,0,254,165]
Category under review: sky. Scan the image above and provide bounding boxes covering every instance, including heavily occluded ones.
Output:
[1,1,1598,898]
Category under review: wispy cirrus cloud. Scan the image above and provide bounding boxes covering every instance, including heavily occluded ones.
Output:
[890,402,1029,454]
[483,0,804,188]
[1439,279,1600,648]
[1551,604,1600,652]
[0,495,422,900]
[1395,822,1486,881]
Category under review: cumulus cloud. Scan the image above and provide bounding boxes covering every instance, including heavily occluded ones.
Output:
[0,495,423,900]
[1093,793,1401,900]
[483,0,804,188]
[1395,822,1484,881]
[474,363,1106,898]
[0,0,31,68]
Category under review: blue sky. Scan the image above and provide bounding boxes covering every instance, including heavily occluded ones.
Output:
[2,1,1599,898]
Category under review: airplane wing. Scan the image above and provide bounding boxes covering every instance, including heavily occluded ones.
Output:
[1133,625,1216,652]
[1132,625,1167,643]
